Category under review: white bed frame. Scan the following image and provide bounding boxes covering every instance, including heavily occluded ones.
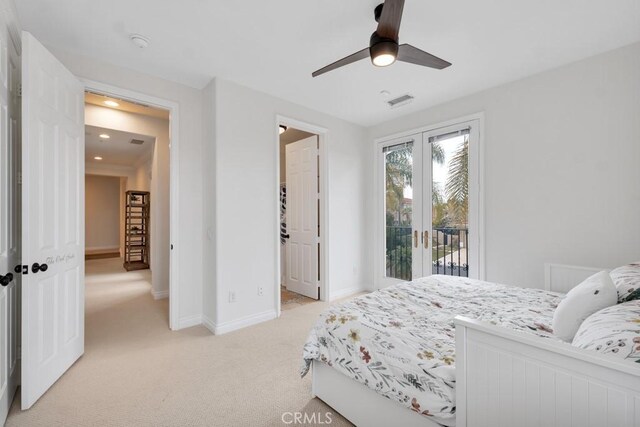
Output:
[311,317,640,427]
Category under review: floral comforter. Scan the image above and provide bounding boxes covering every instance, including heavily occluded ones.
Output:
[301,275,563,424]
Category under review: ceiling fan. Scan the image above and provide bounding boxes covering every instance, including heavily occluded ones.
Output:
[312,0,451,77]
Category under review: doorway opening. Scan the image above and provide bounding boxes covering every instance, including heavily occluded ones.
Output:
[83,92,172,331]
[276,118,329,313]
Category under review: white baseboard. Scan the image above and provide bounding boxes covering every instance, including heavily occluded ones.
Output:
[202,314,216,334]
[330,286,367,301]
[213,309,277,335]
[85,246,120,254]
[151,289,169,300]
[176,314,202,330]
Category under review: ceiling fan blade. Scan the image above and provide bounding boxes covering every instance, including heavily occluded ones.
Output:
[312,48,370,77]
[397,44,452,69]
[376,0,405,41]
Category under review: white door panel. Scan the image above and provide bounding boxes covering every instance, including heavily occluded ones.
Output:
[0,24,19,425]
[285,136,319,300]
[21,31,84,410]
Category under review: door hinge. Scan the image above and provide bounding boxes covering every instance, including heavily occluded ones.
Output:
[17,172,22,185]
[171,244,174,250]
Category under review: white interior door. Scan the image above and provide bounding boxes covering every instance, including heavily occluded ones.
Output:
[285,136,319,300]
[21,31,85,410]
[0,24,20,424]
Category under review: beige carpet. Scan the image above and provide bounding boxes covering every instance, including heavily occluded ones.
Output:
[6,258,353,427]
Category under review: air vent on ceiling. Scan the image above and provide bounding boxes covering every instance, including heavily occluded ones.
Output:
[130,139,145,145]
[387,94,414,109]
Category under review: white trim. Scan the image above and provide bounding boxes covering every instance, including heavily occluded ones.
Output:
[213,310,277,335]
[85,246,120,254]
[329,286,367,301]
[152,289,169,300]
[275,115,330,317]
[202,314,216,334]
[373,113,485,289]
[81,79,181,331]
[177,314,202,330]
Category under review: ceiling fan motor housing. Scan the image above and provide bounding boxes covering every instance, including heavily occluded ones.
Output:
[369,31,399,64]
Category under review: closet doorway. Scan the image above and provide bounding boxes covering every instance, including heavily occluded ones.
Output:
[276,118,328,313]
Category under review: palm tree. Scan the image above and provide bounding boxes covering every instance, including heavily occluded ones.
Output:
[444,136,469,226]
[385,147,412,225]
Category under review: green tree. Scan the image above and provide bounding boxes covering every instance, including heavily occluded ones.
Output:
[444,136,469,227]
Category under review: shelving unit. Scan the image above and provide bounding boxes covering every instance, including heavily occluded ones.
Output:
[124,190,150,271]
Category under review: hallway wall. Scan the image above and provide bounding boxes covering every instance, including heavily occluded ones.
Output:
[85,175,121,254]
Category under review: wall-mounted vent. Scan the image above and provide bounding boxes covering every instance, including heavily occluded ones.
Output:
[387,94,414,109]
[130,139,145,145]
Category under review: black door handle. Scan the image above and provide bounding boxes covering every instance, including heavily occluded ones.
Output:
[32,263,48,274]
[0,273,13,287]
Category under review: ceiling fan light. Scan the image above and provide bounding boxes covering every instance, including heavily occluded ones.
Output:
[370,37,398,67]
[373,53,396,67]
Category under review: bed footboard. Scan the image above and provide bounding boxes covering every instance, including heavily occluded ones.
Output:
[455,316,640,427]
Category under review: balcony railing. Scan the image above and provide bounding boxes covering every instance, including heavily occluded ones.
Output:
[385,226,413,281]
[385,226,469,281]
[432,227,469,277]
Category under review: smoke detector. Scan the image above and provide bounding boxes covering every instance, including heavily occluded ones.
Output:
[130,34,150,49]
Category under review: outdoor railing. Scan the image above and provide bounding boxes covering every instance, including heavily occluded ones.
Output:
[385,226,413,281]
[432,227,469,277]
[386,226,469,280]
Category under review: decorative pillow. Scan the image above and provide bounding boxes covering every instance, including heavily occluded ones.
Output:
[610,262,640,302]
[552,270,618,342]
[572,300,640,363]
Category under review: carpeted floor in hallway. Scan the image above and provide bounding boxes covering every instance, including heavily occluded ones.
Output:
[6,258,352,426]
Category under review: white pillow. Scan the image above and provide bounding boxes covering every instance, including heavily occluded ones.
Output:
[552,271,617,342]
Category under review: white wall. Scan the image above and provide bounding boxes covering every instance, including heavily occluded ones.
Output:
[204,78,371,331]
[53,49,203,327]
[369,42,640,289]
[85,174,120,253]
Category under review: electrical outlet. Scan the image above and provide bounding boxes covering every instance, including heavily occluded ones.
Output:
[258,287,264,296]
[229,291,236,303]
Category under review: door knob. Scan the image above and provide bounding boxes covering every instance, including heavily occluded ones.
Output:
[32,263,48,273]
[0,273,13,286]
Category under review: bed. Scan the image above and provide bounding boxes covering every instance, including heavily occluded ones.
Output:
[301,274,640,427]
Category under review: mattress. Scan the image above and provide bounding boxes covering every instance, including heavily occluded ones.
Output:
[301,275,563,424]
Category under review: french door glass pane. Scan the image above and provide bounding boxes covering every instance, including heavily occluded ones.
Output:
[430,130,470,277]
[384,142,414,281]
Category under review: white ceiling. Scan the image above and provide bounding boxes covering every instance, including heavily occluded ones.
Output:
[15,0,640,126]
[85,125,154,167]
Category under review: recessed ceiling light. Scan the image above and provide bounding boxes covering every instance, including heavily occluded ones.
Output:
[99,134,110,139]
[104,100,119,107]
[279,125,288,135]
[94,156,103,161]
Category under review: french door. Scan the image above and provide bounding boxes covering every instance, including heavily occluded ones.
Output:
[378,120,480,288]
